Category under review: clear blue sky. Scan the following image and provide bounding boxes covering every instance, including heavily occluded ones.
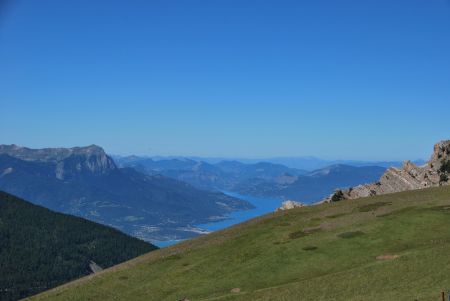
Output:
[1,0,449,160]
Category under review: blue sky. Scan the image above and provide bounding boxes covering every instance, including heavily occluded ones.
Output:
[1,0,449,160]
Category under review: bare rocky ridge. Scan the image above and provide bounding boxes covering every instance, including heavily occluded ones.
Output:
[322,140,450,203]
[0,144,116,180]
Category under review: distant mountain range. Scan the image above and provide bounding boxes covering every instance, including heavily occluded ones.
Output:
[0,191,156,301]
[0,145,252,241]
[116,154,425,170]
[235,164,387,202]
[247,157,425,170]
[116,156,387,203]
[116,156,307,192]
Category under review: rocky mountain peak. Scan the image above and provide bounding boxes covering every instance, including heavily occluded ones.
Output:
[58,145,117,179]
[0,144,117,180]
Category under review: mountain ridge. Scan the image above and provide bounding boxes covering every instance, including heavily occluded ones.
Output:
[117,155,387,203]
[0,144,252,241]
[116,153,425,171]
[0,144,116,180]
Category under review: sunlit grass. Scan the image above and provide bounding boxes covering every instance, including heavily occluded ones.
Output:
[30,186,450,301]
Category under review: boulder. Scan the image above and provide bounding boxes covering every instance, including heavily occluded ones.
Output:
[277,200,304,211]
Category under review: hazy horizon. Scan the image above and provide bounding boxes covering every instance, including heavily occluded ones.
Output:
[112,152,427,163]
[0,142,429,163]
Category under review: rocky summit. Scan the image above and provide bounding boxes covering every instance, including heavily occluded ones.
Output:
[0,144,116,180]
[323,140,450,203]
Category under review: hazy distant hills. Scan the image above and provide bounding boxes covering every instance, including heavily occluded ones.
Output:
[117,156,387,203]
[0,191,155,301]
[0,145,252,241]
[124,154,425,170]
[248,157,422,170]
[115,156,307,192]
[235,164,387,202]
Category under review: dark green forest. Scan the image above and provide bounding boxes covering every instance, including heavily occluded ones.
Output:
[0,191,157,301]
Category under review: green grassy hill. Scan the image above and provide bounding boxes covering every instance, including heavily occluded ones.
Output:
[30,186,450,301]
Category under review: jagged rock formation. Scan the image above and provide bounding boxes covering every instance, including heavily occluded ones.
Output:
[323,140,450,203]
[276,200,304,211]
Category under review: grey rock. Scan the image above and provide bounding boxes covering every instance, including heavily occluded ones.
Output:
[322,140,450,203]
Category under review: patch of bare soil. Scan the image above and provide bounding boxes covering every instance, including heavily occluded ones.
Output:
[376,254,399,261]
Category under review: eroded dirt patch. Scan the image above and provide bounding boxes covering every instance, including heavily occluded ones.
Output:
[376,254,399,261]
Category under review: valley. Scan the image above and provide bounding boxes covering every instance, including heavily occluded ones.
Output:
[0,145,252,241]
[116,156,387,203]
[0,144,387,244]
[153,192,282,247]
[23,140,450,300]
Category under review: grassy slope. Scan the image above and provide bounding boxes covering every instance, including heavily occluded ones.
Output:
[30,186,450,301]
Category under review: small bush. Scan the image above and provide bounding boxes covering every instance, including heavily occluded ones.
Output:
[326,213,347,219]
[440,160,450,173]
[440,173,448,183]
[289,230,309,239]
[338,231,364,239]
[331,190,345,202]
[302,246,318,251]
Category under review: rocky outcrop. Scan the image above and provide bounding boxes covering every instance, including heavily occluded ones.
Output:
[277,200,304,211]
[0,144,116,180]
[322,140,450,203]
[89,261,104,273]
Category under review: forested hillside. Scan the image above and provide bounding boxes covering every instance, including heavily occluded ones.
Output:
[0,191,157,301]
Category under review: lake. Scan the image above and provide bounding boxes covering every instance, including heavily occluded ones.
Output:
[152,192,282,248]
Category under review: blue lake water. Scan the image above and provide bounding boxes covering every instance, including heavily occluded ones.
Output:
[152,192,282,248]
[197,192,282,231]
